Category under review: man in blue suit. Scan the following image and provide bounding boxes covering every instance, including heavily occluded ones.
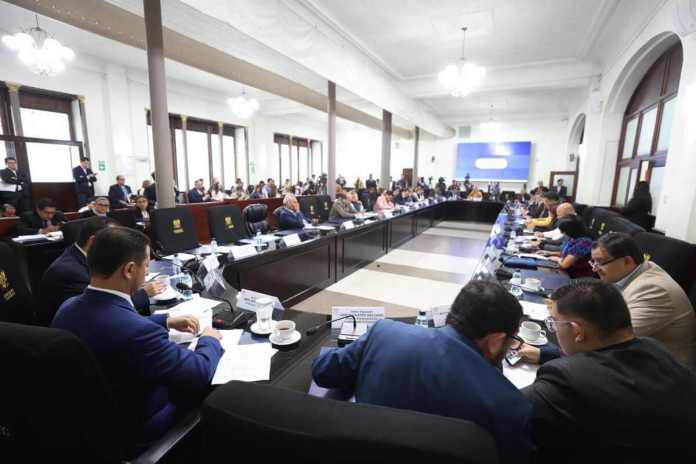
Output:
[38,216,165,326]
[72,157,98,208]
[312,281,532,462]
[277,193,310,230]
[108,175,133,209]
[52,226,223,455]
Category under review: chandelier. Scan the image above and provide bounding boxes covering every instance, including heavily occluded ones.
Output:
[438,27,485,97]
[2,16,75,77]
[227,90,260,119]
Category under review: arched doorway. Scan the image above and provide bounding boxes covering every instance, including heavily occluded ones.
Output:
[611,42,682,216]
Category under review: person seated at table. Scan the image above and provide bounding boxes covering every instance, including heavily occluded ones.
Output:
[590,233,696,368]
[38,217,165,326]
[188,178,211,203]
[17,198,67,235]
[277,193,310,230]
[535,202,577,251]
[400,188,414,204]
[230,185,246,200]
[329,192,356,222]
[249,184,263,199]
[208,177,226,202]
[413,187,425,202]
[349,191,365,213]
[374,190,395,212]
[1,203,16,217]
[133,195,153,225]
[80,196,110,219]
[311,281,532,462]
[526,192,559,230]
[546,216,594,278]
[467,186,483,201]
[526,192,545,218]
[77,196,95,214]
[392,188,405,205]
[522,278,696,462]
[52,227,224,456]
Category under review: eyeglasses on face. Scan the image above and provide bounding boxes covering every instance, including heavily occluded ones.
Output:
[544,317,573,333]
[589,256,620,269]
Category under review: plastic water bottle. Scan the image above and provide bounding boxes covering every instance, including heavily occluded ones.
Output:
[255,230,262,250]
[415,310,429,328]
[510,229,517,240]
[171,253,182,274]
[512,271,522,285]
[210,238,218,254]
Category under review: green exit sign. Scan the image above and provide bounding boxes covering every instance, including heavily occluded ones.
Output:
[98,160,106,172]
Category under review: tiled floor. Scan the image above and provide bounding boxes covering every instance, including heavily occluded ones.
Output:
[291,221,490,318]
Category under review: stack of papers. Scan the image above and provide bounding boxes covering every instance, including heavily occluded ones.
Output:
[12,234,49,243]
[520,301,550,321]
[212,343,278,384]
[162,253,197,262]
[155,295,220,344]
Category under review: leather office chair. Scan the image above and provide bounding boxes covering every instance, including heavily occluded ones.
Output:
[623,210,656,231]
[62,218,91,247]
[150,207,199,255]
[605,216,645,236]
[207,205,246,244]
[201,381,498,464]
[634,232,696,293]
[315,195,332,222]
[588,207,620,237]
[242,203,269,236]
[108,208,137,229]
[0,322,200,463]
[0,241,33,324]
[360,192,373,212]
[299,196,319,220]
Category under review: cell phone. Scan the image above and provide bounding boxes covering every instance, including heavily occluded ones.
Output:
[505,349,522,366]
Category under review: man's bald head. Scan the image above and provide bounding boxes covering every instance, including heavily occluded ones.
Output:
[556,202,576,219]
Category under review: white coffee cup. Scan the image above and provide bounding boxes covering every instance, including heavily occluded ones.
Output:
[254,297,274,332]
[525,278,542,291]
[519,321,545,342]
[273,320,296,342]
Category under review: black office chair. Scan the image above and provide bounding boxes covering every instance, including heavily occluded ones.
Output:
[360,192,374,212]
[299,196,319,220]
[315,195,332,222]
[588,207,620,237]
[242,203,269,236]
[201,381,498,464]
[0,322,201,463]
[62,218,91,247]
[150,207,199,255]
[605,216,645,236]
[0,241,33,324]
[108,208,137,229]
[207,205,246,244]
[634,231,696,292]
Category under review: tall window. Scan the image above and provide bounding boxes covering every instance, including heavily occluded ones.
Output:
[612,43,682,216]
[274,133,321,185]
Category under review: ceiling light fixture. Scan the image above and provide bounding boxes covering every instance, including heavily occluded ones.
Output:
[227,89,260,119]
[438,27,485,97]
[2,15,75,76]
[481,104,503,143]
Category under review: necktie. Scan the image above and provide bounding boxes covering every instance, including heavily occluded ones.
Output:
[42,220,48,228]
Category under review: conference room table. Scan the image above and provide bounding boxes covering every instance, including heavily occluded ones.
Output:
[148,199,569,393]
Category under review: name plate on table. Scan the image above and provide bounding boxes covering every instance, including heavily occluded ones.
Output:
[383,210,393,219]
[236,289,284,312]
[282,233,302,247]
[230,244,257,261]
[341,221,355,230]
[331,306,385,329]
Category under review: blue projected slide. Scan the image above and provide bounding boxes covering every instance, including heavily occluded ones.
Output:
[455,141,531,182]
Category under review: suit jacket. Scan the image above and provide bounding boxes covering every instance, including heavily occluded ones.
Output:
[552,185,568,198]
[620,261,696,368]
[187,188,208,203]
[39,244,150,325]
[523,337,696,462]
[145,182,157,204]
[17,210,67,235]
[365,179,377,190]
[277,207,308,230]
[108,184,132,209]
[0,168,28,192]
[328,200,356,222]
[79,209,111,220]
[73,166,97,194]
[133,207,152,223]
[312,320,532,462]
[52,288,223,451]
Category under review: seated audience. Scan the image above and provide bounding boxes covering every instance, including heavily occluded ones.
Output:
[590,232,696,368]
[277,194,310,230]
[52,227,223,455]
[80,196,110,218]
[374,190,395,212]
[208,178,226,201]
[526,192,545,218]
[349,191,364,213]
[527,192,559,230]
[38,217,165,326]
[17,198,66,235]
[548,216,594,278]
[393,188,404,205]
[329,192,356,222]
[312,281,531,461]
[133,195,152,224]
[1,203,16,217]
[188,178,210,203]
[108,175,133,209]
[249,184,263,199]
[78,197,95,213]
[523,278,696,461]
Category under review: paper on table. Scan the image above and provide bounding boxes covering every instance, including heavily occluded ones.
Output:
[517,253,553,261]
[162,253,197,262]
[331,307,384,329]
[164,295,219,343]
[239,234,278,244]
[12,234,49,242]
[216,245,233,254]
[503,362,539,389]
[520,301,550,321]
[188,329,243,352]
[212,343,278,384]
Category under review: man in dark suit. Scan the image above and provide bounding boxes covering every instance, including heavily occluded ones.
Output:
[522,279,696,462]
[145,172,157,205]
[187,178,210,203]
[37,216,165,326]
[365,173,377,191]
[80,196,110,219]
[0,157,29,212]
[52,227,223,455]
[312,281,532,462]
[73,157,98,208]
[552,178,568,199]
[16,198,66,236]
[108,175,133,209]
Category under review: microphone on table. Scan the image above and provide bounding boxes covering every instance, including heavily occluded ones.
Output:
[175,282,234,313]
[306,314,357,336]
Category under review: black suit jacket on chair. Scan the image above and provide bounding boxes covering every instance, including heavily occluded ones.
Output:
[108,184,132,209]
[72,166,97,194]
[17,210,67,236]
[38,244,150,326]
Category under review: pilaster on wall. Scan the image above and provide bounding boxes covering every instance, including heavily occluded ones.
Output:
[103,63,136,185]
